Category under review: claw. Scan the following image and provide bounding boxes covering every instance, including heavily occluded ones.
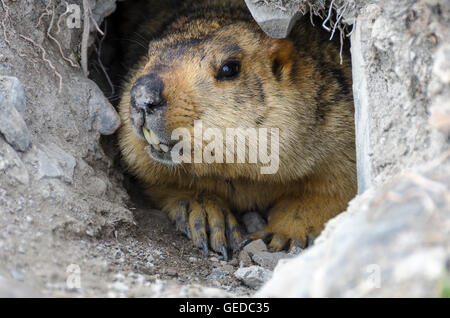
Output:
[222,208,244,250]
[262,233,274,245]
[166,197,244,258]
[267,234,289,252]
[220,244,228,261]
[201,239,209,256]
[186,226,191,239]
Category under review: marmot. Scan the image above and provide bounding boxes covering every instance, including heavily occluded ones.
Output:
[118,0,356,258]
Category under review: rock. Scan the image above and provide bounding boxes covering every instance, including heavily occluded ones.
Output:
[429,43,450,136]
[244,0,301,38]
[0,76,31,152]
[0,138,29,186]
[243,239,267,257]
[86,79,121,135]
[0,76,26,116]
[350,0,450,192]
[252,251,289,270]
[129,279,232,297]
[91,0,117,29]
[221,264,235,274]
[238,249,253,267]
[241,212,266,234]
[0,276,40,297]
[165,268,178,277]
[37,143,77,184]
[258,159,450,297]
[206,268,227,280]
[234,266,272,289]
[239,239,267,267]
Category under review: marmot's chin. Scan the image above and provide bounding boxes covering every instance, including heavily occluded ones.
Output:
[145,144,177,166]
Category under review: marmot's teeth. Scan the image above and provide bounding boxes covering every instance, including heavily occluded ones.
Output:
[160,144,169,152]
[153,143,162,151]
[142,127,160,145]
[142,127,152,144]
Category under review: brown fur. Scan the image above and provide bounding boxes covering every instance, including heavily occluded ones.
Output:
[118,0,356,255]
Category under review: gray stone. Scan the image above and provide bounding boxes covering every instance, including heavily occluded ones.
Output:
[239,249,253,267]
[0,276,40,297]
[234,266,272,289]
[252,251,289,270]
[241,212,266,234]
[350,0,450,191]
[429,43,450,136]
[129,279,232,297]
[0,76,26,116]
[258,158,450,297]
[207,268,228,280]
[38,143,76,184]
[92,0,117,28]
[0,76,31,152]
[351,20,372,194]
[244,0,301,38]
[221,264,235,274]
[243,239,267,257]
[87,79,121,135]
[239,239,267,267]
[0,138,29,186]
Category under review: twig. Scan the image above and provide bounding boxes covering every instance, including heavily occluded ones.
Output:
[81,0,90,76]
[329,2,346,40]
[321,0,335,32]
[20,34,63,94]
[95,20,115,97]
[87,4,104,36]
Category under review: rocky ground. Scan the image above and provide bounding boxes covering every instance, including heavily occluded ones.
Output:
[0,0,449,298]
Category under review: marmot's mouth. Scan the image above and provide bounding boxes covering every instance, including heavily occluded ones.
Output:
[142,127,176,165]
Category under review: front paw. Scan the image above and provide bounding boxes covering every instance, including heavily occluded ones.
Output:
[163,196,244,259]
[251,198,325,251]
[251,227,316,252]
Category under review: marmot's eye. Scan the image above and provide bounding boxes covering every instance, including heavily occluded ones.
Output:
[217,60,240,80]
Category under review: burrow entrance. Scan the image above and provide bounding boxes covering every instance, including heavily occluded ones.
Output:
[89,0,355,259]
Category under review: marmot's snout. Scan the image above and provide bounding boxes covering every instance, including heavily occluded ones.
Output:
[130,72,173,162]
[131,73,165,112]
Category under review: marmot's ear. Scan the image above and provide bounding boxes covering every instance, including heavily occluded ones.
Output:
[267,38,294,80]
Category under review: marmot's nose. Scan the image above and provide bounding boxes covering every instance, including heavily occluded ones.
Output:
[130,74,165,112]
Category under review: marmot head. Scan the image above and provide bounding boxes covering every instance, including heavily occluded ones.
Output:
[122,7,328,180]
